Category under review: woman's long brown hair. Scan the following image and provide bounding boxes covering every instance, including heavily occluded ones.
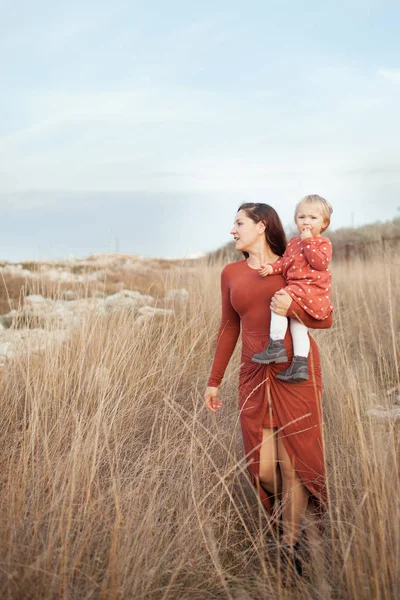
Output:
[237,203,287,258]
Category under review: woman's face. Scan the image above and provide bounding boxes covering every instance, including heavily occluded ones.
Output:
[230,209,263,252]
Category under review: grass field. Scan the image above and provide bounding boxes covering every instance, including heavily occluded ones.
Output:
[0,252,399,599]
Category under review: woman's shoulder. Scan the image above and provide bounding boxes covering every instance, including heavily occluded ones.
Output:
[221,260,246,276]
[222,258,246,273]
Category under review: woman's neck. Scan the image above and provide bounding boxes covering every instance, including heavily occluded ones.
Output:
[246,247,278,268]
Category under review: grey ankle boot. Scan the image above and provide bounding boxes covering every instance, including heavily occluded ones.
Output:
[276,356,309,382]
[252,339,288,364]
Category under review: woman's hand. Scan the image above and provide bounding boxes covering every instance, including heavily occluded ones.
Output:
[204,386,222,413]
[270,289,292,316]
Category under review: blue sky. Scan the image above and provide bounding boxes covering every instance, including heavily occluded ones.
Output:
[1,0,400,260]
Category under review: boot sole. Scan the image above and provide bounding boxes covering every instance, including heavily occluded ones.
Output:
[276,375,309,383]
[251,356,288,364]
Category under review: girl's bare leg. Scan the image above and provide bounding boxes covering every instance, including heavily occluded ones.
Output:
[277,435,309,546]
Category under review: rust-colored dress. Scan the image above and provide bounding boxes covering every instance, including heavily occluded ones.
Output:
[207,259,332,515]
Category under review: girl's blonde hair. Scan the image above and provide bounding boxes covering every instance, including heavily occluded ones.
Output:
[294,194,333,233]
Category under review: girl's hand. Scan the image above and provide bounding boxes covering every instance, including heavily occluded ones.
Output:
[270,289,292,316]
[258,264,273,277]
[204,386,222,413]
[300,227,312,240]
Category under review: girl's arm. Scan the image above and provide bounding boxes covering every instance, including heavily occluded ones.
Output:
[301,237,332,271]
[207,266,241,387]
[270,243,292,274]
[270,257,284,274]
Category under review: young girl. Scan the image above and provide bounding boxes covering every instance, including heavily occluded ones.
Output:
[252,194,333,382]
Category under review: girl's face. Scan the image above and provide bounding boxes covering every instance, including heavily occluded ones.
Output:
[230,209,264,252]
[295,202,327,237]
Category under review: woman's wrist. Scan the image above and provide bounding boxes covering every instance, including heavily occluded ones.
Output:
[207,379,220,388]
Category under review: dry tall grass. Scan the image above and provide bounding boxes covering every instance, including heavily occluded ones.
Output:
[0,254,399,599]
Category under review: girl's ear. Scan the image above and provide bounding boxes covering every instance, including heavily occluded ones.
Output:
[258,222,266,235]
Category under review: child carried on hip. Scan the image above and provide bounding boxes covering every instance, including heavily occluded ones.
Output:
[252,194,334,383]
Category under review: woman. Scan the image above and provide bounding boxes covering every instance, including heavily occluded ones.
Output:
[204,203,332,575]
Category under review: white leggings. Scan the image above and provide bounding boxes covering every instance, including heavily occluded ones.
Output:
[270,312,310,358]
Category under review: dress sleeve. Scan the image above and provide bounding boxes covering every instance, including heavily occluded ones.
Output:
[271,257,284,274]
[287,301,333,329]
[207,266,241,387]
[301,237,332,271]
